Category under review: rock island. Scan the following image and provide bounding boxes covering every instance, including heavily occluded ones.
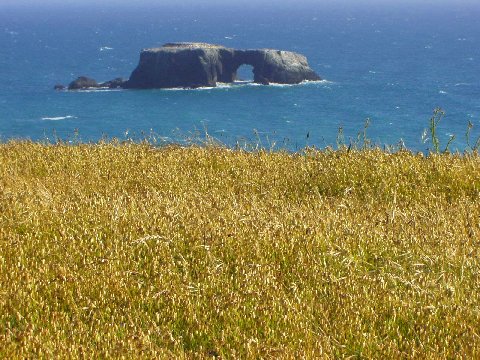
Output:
[64,42,321,90]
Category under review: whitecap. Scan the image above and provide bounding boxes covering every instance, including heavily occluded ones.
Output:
[224,36,233,40]
[264,83,293,88]
[264,80,332,88]
[218,81,262,88]
[439,90,448,94]
[77,88,123,92]
[157,79,331,91]
[100,46,114,51]
[162,86,216,91]
[454,83,471,86]
[224,81,252,87]
[42,115,76,121]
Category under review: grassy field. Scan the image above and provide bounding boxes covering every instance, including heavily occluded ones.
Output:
[0,142,479,358]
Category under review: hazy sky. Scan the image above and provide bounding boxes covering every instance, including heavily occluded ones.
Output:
[1,0,479,13]
[2,0,479,5]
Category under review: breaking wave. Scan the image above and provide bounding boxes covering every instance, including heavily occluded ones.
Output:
[41,115,76,121]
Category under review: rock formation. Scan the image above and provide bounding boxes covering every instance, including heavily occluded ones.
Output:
[61,42,321,90]
[68,76,99,90]
[125,43,321,88]
[67,76,126,90]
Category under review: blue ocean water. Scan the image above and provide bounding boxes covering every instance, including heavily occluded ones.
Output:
[1,2,479,151]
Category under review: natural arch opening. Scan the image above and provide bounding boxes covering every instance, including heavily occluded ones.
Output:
[234,64,254,83]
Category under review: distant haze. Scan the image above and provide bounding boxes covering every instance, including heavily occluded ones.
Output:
[1,0,479,6]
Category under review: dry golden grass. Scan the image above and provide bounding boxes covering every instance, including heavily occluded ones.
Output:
[0,142,479,358]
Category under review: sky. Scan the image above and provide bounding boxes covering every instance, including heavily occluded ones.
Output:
[1,0,479,5]
[1,0,479,15]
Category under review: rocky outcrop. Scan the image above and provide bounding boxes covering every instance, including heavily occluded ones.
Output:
[68,76,99,90]
[125,43,321,89]
[62,43,320,90]
[124,43,232,89]
[100,78,126,89]
[67,76,126,90]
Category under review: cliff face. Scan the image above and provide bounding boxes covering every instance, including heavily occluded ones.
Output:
[124,43,321,89]
[63,42,321,90]
[125,44,234,89]
[235,49,321,85]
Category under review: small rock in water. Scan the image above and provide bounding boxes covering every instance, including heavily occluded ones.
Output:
[68,76,99,90]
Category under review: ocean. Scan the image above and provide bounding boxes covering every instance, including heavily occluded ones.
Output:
[1,1,479,151]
